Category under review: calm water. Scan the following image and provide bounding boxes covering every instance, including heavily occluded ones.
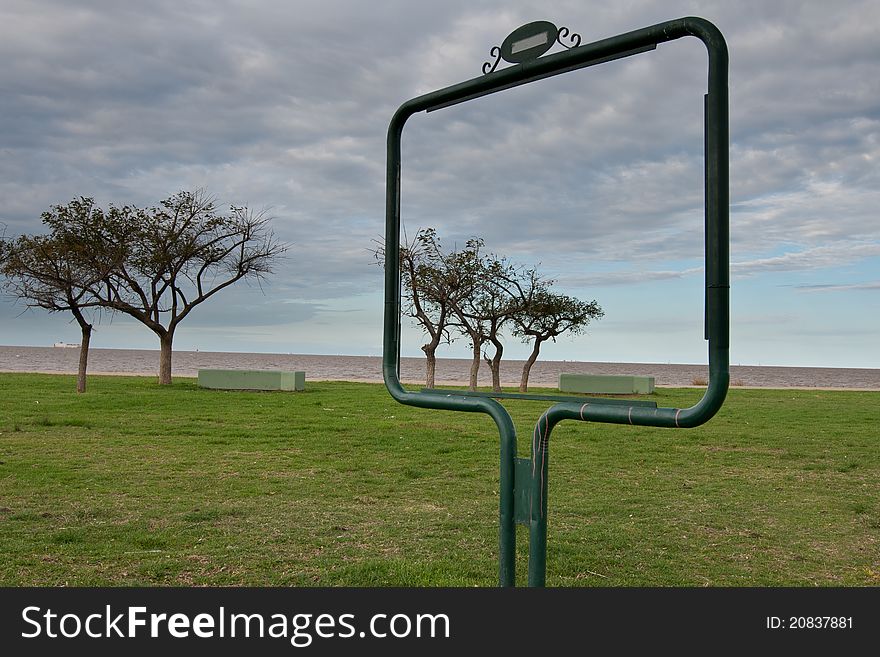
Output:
[2,346,879,389]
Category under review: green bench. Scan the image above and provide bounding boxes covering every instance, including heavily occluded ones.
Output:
[197,369,305,391]
[559,373,655,395]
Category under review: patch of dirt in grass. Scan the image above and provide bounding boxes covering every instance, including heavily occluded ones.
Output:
[699,445,787,455]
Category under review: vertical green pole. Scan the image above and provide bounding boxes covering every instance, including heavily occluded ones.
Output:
[527,413,550,587]
[495,409,517,586]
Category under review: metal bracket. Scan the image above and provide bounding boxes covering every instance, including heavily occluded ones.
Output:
[514,458,533,526]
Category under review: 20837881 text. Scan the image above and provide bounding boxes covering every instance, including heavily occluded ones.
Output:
[766,616,853,630]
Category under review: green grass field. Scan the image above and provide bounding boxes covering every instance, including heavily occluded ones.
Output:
[0,373,877,586]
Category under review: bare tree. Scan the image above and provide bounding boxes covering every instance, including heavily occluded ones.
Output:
[377,228,604,392]
[401,229,482,388]
[452,256,519,392]
[449,245,508,392]
[87,190,287,384]
[1,198,113,392]
[375,228,482,388]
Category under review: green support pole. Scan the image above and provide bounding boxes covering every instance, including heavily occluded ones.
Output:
[528,415,550,587]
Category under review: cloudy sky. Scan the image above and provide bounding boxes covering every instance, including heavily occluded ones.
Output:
[1,0,878,368]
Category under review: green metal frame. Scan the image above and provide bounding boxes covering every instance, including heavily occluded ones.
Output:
[383,16,729,586]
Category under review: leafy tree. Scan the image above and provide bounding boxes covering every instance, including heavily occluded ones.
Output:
[511,281,604,392]
[1,198,116,392]
[8,191,286,385]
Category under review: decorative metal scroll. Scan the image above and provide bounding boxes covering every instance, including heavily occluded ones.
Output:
[482,21,582,74]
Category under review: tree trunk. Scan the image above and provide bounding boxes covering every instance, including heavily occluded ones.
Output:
[69,306,92,394]
[469,340,481,391]
[159,332,174,385]
[485,338,503,393]
[519,341,542,393]
[424,348,436,389]
[76,323,92,394]
[422,333,443,389]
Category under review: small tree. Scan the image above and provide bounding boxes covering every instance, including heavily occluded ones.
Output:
[375,228,484,388]
[449,307,489,391]
[1,198,114,392]
[449,246,508,392]
[512,286,604,392]
[400,229,481,388]
[455,256,519,393]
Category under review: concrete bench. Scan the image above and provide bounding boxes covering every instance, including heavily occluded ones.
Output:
[559,373,654,395]
[198,369,305,391]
